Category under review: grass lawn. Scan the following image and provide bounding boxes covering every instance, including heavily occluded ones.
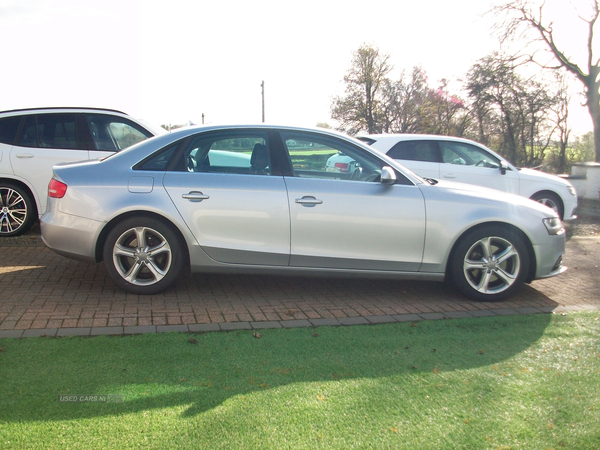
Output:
[1,312,599,449]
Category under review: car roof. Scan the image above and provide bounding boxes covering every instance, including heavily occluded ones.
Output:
[0,107,129,117]
[360,133,484,146]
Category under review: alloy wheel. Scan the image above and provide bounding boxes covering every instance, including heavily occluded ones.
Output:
[112,226,173,286]
[462,235,521,295]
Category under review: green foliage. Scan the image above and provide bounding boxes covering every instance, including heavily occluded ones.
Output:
[332,44,594,169]
[1,313,599,449]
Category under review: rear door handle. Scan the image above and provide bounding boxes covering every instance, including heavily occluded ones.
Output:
[15,153,34,159]
[182,191,210,202]
[295,196,323,207]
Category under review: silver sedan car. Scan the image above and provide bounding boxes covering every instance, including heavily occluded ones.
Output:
[41,125,567,301]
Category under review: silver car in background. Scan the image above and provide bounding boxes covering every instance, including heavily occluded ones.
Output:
[41,125,566,302]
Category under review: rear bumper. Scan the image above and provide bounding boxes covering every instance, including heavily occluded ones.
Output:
[40,209,103,263]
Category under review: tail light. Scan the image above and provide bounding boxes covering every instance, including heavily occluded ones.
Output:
[48,178,67,198]
[334,162,349,172]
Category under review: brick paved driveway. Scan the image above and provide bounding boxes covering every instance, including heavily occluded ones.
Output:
[1,237,599,338]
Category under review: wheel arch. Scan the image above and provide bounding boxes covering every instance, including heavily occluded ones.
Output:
[530,190,564,219]
[446,221,537,284]
[95,211,190,267]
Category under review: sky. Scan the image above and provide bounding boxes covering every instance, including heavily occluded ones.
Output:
[0,0,594,134]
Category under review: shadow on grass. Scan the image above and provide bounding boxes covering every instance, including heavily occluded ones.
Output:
[0,313,553,423]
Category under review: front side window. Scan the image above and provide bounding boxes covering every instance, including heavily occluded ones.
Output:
[440,142,500,168]
[387,140,439,162]
[282,131,403,183]
[87,114,153,152]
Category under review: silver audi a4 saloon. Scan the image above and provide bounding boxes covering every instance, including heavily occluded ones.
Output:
[40,125,567,302]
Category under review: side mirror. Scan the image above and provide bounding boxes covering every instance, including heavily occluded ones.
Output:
[500,161,508,175]
[381,166,397,185]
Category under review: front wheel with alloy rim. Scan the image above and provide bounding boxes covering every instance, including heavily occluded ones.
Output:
[449,225,530,302]
[530,191,564,220]
[103,217,184,295]
[0,183,36,237]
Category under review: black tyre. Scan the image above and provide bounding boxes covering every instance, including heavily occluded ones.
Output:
[103,217,184,295]
[449,225,530,302]
[0,183,36,237]
[530,191,563,220]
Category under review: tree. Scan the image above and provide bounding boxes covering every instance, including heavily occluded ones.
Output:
[465,52,557,167]
[495,0,600,162]
[547,74,572,173]
[331,44,392,134]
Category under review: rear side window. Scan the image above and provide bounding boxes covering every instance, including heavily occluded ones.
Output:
[386,140,439,162]
[87,114,153,151]
[37,114,77,149]
[16,114,79,149]
[0,116,22,144]
[18,115,38,147]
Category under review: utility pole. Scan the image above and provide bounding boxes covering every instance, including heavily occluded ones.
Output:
[202,113,205,125]
[261,80,265,123]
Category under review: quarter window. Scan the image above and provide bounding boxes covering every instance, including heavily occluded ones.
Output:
[0,116,22,145]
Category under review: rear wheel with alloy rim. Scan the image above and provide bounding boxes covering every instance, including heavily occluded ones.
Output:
[450,225,530,302]
[103,217,184,295]
[0,183,36,237]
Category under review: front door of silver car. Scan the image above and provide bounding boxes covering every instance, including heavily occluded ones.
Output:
[280,131,426,271]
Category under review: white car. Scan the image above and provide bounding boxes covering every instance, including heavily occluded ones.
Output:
[357,134,578,221]
[0,107,162,236]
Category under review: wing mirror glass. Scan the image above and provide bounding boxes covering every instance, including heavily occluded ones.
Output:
[500,161,508,175]
[381,166,397,185]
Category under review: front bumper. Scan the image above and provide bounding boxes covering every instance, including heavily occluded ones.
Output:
[532,235,567,280]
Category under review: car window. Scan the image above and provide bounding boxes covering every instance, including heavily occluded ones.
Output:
[109,122,151,150]
[182,131,270,175]
[386,140,439,162]
[0,116,22,144]
[440,141,500,168]
[17,116,37,147]
[134,141,183,171]
[37,114,78,149]
[16,114,78,149]
[281,131,406,183]
[87,115,153,152]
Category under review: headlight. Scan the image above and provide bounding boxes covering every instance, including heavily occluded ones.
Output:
[543,217,565,235]
[566,185,576,196]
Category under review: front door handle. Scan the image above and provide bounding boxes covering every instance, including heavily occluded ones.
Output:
[295,196,323,207]
[15,153,34,159]
[182,191,210,202]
